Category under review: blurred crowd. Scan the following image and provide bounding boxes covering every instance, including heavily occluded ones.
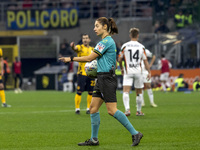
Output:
[153,0,198,33]
[2,0,153,18]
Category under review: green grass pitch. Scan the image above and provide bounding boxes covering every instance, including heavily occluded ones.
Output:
[0,91,200,150]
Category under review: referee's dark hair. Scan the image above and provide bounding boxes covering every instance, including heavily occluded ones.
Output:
[96,17,118,35]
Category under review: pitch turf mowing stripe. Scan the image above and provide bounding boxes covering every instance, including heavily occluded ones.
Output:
[0,109,76,115]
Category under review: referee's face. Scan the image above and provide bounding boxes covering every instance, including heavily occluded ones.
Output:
[94,21,104,37]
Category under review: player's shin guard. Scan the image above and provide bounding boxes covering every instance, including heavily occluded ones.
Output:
[0,90,6,104]
[123,92,130,111]
[91,112,100,139]
[113,110,138,135]
[147,89,154,103]
[75,93,81,110]
[87,94,92,110]
[136,94,142,112]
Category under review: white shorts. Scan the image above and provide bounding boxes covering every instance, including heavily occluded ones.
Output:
[143,73,151,83]
[123,74,144,89]
[160,72,169,81]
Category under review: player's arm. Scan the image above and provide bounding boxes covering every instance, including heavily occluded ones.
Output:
[149,55,156,68]
[118,52,125,76]
[118,57,124,75]
[144,59,151,80]
[118,55,123,67]
[115,61,118,69]
[144,59,150,73]
[118,46,126,75]
[143,50,151,80]
[70,42,79,52]
[59,51,98,63]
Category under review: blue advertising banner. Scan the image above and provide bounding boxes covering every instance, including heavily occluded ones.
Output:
[7,8,79,30]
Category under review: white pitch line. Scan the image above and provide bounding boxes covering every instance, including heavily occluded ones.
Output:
[0,109,79,115]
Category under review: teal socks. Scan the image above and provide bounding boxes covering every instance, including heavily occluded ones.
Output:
[90,112,100,139]
[113,110,138,135]
[90,110,138,140]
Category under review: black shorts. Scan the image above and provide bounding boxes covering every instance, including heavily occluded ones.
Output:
[92,73,117,103]
[77,74,95,92]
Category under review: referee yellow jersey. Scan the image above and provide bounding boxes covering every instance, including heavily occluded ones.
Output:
[76,44,94,76]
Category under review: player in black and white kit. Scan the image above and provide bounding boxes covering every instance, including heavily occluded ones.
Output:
[141,49,157,107]
[118,28,151,116]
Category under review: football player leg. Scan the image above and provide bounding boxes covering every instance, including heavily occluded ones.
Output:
[135,74,144,116]
[75,91,82,114]
[145,83,157,107]
[78,97,104,146]
[160,73,169,92]
[75,75,86,114]
[135,88,144,116]
[141,89,145,107]
[123,86,131,116]
[86,78,95,114]
[0,79,11,108]
[141,73,147,107]
[122,74,133,116]
[106,103,142,146]
[143,73,157,107]
[86,92,92,114]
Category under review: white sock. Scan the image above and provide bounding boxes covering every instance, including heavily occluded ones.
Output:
[147,89,154,104]
[161,82,166,91]
[123,92,130,111]
[136,94,142,112]
[141,90,145,105]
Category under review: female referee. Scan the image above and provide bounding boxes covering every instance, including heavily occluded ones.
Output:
[59,17,143,147]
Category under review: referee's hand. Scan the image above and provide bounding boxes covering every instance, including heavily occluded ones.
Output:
[59,57,70,63]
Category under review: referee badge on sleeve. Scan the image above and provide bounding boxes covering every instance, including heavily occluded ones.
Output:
[95,43,105,52]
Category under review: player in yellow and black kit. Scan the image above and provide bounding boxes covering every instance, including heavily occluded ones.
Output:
[70,34,95,114]
[0,48,11,107]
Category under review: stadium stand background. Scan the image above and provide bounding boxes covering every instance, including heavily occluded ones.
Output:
[0,0,199,89]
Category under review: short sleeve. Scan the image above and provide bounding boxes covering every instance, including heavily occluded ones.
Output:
[94,41,107,56]
[145,49,153,58]
[120,44,126,52]
[76,45,81,51]
[142,48,147,60]
[0,48,3,57]
[118,45,126,58]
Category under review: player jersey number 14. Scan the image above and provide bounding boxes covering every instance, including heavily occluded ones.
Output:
[128,49,139,68]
